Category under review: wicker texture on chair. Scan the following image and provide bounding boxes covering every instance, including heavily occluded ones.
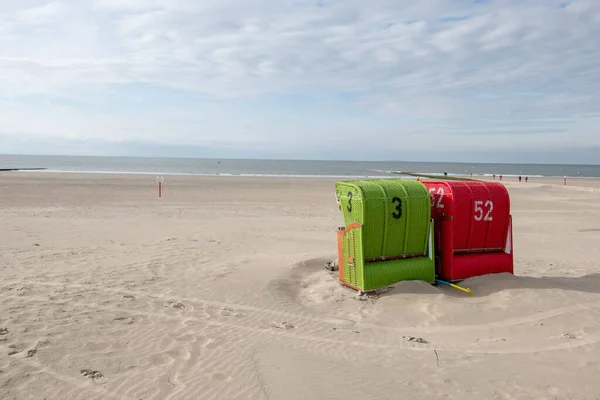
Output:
[335,179,435,291]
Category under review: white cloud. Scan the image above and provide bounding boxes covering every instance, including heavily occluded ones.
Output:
[0,0,599,160]
[17,1,64,24]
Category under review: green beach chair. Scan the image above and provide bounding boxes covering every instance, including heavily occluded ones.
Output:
[335,179,435,292]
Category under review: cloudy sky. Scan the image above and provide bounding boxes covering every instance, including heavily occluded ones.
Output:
[1,0,599,163]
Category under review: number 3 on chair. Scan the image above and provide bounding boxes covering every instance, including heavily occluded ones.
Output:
[347,191,353,212]
[392,197,402,219]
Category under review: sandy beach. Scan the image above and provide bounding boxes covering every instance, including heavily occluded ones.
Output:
[1,172,600,400]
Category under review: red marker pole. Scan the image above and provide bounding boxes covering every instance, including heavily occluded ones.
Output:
[157,176,164,198]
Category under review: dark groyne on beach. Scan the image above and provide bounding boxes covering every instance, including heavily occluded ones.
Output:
[0,168,47,172]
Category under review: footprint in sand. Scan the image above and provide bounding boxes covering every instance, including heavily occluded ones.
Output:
[332,327,360,334]
[403,336,429,344]
[34,339,50,349]
[560,333,578,340]
[212,372,231,382]
[0,328,8,336]
[113,316,136,324]
[10,340,50,357]
[220,307,244,317]
[80,369,104,380]
[84,341,111,352]
[476,337,507,343]
[7,342,30,356]
[271,321,295,330]
[148,353,175,367]
[164,301,186,310]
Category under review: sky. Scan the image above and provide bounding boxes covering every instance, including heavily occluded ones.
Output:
[1,0,599,163]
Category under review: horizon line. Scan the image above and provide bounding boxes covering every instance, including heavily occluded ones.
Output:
[2,153,600,167]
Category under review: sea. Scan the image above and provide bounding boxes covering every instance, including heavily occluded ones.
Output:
[1,154,600,178]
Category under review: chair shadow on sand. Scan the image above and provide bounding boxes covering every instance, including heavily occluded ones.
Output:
[377,272,600,299]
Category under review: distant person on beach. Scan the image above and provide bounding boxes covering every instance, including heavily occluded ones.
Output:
[518,176,522,182]
[525,176,529,183]
[493,174,496,180]
[499,174,503,181]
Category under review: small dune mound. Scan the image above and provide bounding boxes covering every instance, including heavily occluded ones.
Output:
[266,257,360,308]
[297,269,349,305]
[266,257,454,329]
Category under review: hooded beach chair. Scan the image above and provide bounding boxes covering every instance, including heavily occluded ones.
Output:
[335,179,435,292]
[422,180,513,281]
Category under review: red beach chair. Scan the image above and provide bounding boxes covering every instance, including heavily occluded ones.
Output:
[422,181,513,281]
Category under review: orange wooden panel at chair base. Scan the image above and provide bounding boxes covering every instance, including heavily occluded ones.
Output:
[422,181,514,281]
[337,223,362,289]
